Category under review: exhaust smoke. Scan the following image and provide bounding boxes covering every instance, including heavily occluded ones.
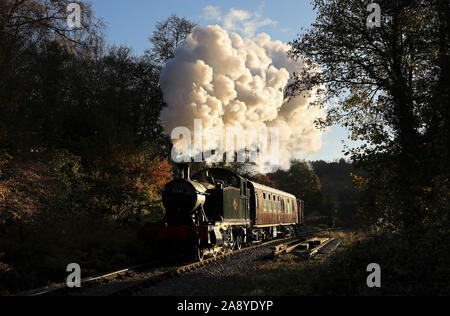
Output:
[159,25,325,172]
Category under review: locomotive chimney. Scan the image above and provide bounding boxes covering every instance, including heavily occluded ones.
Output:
[179,163,191,180]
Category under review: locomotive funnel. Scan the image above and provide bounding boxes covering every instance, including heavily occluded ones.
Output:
[179,163,191,180]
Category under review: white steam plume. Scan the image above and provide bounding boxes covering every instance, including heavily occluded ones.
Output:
[159,25,325,172]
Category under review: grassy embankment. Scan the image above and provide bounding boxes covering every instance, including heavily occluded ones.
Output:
[226,230,450,296]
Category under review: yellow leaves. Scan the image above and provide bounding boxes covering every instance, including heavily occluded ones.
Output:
[0,182,9,202]
[0,158,51,224]
[350,172,368,188]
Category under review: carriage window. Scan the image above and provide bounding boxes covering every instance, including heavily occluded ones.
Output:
[262,192,265,211]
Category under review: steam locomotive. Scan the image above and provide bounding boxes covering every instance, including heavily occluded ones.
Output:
[138,165,304,261]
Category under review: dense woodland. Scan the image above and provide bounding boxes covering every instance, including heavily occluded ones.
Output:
[0,0,448,295]
[288,0,449,295]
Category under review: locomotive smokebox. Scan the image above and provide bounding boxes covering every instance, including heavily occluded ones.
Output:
[162,177,207,225]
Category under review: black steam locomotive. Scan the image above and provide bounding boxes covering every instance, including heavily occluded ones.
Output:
[138,165,304,261]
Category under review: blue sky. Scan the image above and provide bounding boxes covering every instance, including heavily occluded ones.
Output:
[89,0,355,162]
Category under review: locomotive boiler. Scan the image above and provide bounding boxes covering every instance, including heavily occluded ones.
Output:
[138,165,304,261]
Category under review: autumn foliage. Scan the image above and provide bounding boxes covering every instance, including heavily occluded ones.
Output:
[0,148,173,294]
[0,0,175,293]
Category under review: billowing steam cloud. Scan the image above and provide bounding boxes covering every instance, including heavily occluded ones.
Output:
[159,25,324,172]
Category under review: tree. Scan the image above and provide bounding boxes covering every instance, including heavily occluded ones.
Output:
[0,1,174,226]
[269,161,322,213]
[253,174,275,187]
[311,159,360,224]
[0,0,103,67]
[289,0,449,233]
[0,0,104,154]
[146,14,196,65]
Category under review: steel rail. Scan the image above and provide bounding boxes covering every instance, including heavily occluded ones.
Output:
[19,261,156,296]
[177,236,298,273]
[176,227,341,273]
[109,231,326,296]
[20,227,341,296]
[309,238,336,258]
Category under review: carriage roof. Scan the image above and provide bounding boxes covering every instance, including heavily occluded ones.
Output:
[193,168,297,200]
[249,182,297,200]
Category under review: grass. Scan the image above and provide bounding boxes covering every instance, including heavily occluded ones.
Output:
[221,230,450,296]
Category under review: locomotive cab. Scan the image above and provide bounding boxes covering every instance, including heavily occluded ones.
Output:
[192,168,250,226]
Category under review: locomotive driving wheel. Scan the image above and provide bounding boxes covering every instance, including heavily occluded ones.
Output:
[194,241,205,262]
[211,247,221,257]
[235,234,243,250]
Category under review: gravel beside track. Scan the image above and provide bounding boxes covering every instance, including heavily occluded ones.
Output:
[134,246,273,296]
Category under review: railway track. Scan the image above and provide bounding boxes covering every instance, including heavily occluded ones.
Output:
[18,262,160,296]
[176,230,318,273]
[273,236,338,258]
[19,228,341,296]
